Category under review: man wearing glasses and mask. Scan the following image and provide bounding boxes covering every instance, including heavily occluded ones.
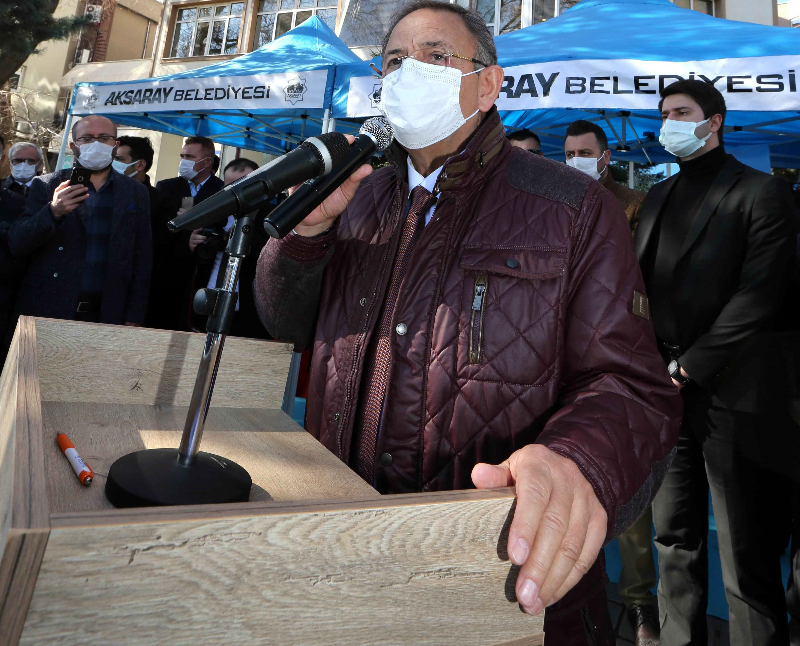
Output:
[2,142,44,198]
[255,2,681,643]
[7,115,152,327]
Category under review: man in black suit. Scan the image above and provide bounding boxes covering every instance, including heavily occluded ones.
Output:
[0,135,28,363]
[188,157,271,339]
[113,136,173,327]
[149,136,223,330]
[8,115,152,326]
[634,79,797,646]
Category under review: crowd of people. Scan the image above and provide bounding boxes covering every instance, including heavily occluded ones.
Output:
[0,121,274,361]
[0,2,798,644]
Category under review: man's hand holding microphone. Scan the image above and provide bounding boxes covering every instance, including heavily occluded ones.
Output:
[290,142,372,237]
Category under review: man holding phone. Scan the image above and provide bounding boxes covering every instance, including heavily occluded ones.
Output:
[7,115,152,326]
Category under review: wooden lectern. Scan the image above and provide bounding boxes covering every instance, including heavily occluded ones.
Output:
[0,317,544,646]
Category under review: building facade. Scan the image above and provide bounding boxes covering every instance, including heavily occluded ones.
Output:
[9,0,162,170]
[7,0,782,178]
[777,0,800,26]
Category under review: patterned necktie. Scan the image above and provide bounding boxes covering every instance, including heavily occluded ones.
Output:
[355,185,436,482]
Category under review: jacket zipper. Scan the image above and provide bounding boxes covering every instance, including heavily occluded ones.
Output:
[469,272,487,364]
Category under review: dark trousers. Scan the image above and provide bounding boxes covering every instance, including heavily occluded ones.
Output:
[788,405,800,646]
[617,505,658,609]
[653,386,794,646]
[790,487,800,646]
[544,550,615,646]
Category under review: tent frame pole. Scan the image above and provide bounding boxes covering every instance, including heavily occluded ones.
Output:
[56,112,74,172]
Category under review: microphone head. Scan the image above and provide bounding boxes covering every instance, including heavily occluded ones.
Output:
[301,131,350,174]
[360,117,394,152]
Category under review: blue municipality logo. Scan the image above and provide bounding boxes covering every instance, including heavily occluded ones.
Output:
[283,76,307,105]
[83,88,99,110]
[369,84,382,109]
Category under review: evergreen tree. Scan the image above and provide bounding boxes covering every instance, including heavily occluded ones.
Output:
[0,0,87,88]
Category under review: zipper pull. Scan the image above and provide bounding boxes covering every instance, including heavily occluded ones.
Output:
[472,277,487,311]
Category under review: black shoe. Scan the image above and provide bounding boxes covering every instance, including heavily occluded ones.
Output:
[628,604,660,646]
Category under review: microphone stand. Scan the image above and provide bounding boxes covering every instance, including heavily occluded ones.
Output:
[105,213,257,508]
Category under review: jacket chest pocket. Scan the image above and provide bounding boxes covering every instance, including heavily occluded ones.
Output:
[458,246,565,385]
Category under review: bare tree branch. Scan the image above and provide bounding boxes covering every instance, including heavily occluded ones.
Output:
[0,86,64,174]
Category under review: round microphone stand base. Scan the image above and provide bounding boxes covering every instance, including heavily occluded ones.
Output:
[105,449,252,508]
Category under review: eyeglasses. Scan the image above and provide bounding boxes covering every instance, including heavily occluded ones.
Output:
[75,135,116,145]
[530,149,543,156]
[10,158,38,165]
[381,47,489,76]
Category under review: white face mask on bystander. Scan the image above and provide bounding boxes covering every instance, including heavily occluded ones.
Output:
[11,163,36,182]
[659,118,711,158]
[567,154,607,181]
[77,141,115,170]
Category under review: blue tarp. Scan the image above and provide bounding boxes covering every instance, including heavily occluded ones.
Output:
[68,17,363,155]
[497,0,800,166]
[333,0,800,167]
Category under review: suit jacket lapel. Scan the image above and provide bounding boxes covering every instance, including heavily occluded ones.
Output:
[676,156,743,261]
[634,174,678,260]
[197,178,217,202]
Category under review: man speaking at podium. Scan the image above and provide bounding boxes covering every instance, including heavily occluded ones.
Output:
[255,2,681,642]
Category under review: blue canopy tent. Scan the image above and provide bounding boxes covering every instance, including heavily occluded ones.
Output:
[335,0,800,168]
[58,16,363,167]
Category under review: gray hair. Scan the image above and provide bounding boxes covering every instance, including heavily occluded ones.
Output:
[8,141,43,162]
[381,0,498,70]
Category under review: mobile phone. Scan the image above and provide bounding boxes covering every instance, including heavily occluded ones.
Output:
[69,164,92,190]
[181,196,194,210]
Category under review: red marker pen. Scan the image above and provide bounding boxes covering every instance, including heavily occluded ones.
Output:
[57,434,94,486]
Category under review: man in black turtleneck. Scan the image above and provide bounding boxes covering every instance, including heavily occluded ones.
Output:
[635,79,798,646]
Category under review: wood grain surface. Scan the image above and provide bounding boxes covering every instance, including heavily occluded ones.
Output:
[9,319,49,530]
[0,530,49,645]
[0,322,20,553]
[0,319,51,646]
[23,490,544,646]
[41,402,377,513]
[34,318,293,409]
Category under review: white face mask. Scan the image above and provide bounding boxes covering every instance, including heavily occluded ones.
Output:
[112,159,137,175]
[566,154,607,181]
[379,58,481,150]
[179,158,208,181]
[76,141,114,170]
[11,163,37,182]
[659,118,711,158]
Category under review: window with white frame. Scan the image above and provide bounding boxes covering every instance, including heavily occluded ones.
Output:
[169,2,244,58]
[456,0,572,37]
[671,0,714,15]
[253,0,337,49]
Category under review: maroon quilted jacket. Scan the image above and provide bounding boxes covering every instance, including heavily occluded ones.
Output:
[255,109,681,541]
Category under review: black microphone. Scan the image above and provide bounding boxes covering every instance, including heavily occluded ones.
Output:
[263,117,395,239]
[168,131,351,232]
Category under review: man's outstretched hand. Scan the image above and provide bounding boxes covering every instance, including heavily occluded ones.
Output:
[472,444,608,616]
